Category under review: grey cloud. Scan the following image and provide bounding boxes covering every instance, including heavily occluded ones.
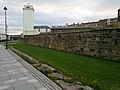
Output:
[0,0,120,34]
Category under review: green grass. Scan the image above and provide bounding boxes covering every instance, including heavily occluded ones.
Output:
[11,43,120,90]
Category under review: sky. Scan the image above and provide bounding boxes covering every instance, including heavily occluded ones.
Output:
[0,0,120,35]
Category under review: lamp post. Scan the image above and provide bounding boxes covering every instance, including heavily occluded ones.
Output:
[118,9,120,26]
[4,7,8,49]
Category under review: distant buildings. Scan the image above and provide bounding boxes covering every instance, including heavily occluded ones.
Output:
[80,21,98,28]
[68,17,118,29]
[34,26,51,34]
[51,9,120,33]
[51,18,119,33]
[8,35,22,41]
[98,18,118,28]
[23,4,35,35]
[23,4,50,36]
[0,34,6,41]
[0,34,23,41]
[23,5,120,35]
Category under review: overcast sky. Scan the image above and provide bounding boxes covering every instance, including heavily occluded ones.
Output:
[0,0,120,35]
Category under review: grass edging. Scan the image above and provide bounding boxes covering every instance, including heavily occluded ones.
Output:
[10,43,120,90]
[9,46,94,90]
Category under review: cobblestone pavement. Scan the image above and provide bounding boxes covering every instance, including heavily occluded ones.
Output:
[0,44,62,90]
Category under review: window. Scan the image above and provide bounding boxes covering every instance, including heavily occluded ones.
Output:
[114,40,118,45]
[46,28,48,32]
[81,48,83,52]
[26,6,30,8]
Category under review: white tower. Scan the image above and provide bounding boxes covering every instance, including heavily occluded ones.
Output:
[23,4,35,35]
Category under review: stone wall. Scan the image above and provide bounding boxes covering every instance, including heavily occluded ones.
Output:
[24,28,120,61]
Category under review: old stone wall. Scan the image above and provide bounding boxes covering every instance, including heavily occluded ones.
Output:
[24,28,120,61]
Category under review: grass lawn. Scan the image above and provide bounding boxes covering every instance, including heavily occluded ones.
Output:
[11,43,120,90]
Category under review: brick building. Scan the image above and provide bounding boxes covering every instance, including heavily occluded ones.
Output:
[80,22,98,28]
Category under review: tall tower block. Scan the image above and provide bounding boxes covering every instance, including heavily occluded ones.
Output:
[23,4,35,35]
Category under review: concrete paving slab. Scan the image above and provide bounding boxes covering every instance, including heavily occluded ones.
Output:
[27,79,38,84]
[4,79,17,84]
[0,44,62,90]
[11,80,27,87]
[0,75,10,81]
[32,82,44,89]
[15,84,36,90]
[37,87,47,90]
[9,73,25,79]
[17,76,30,81]
[0,85,10,90]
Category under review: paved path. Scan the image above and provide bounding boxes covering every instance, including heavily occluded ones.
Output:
[0,44,62,90]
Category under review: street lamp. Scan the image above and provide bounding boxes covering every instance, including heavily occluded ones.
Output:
[3,7,8,49]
